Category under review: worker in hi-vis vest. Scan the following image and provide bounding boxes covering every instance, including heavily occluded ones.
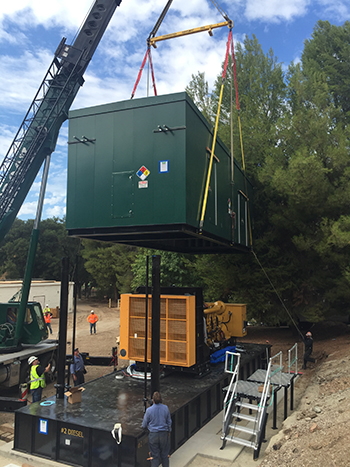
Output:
[28,356,51,402]
[87,310,99,334]
[44,304,53,334]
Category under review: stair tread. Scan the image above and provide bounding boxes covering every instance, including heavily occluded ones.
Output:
[235,401,259,410]
[223,435,257,449]
[232,412,258,422]
[229,424,258,435]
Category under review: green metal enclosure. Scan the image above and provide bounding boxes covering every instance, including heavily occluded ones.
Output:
[66,92,253,253]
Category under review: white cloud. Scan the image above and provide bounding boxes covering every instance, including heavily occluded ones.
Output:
[244,0,349,23]
[18,200,38,217]
[317,0,350,21]
[245,0,310,22]
[0,50,53,111]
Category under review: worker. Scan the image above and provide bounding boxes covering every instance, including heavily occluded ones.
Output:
[28,356,51,403]
[44,305,53,334]
[70,348,86,386]
[142,391,172,467]
[303,331,315,369]
[87,310,98,334]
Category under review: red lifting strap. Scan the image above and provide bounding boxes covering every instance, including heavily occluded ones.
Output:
[131,49,149,99]
[131,47,158,99]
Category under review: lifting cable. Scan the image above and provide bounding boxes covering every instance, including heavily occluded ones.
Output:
[148,48,157,96]
[251,250,304,340]
[210,0,230,21]
[199,28,232,231]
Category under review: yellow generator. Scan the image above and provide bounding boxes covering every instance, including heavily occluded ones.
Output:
[119,291,247,371]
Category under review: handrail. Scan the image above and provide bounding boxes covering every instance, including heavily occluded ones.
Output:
[288,343,298,375]
[222,351,240,435]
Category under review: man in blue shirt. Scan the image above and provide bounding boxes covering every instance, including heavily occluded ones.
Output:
[70,348,86,386]
[142,391,172,467]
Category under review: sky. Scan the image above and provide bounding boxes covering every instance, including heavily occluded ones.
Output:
[0,0,348,222]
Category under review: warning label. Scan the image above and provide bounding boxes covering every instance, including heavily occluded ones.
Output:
[136,166,150,181]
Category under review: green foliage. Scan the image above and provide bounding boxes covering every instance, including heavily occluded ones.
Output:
[0,217,83,281]
[81,240,136,298]
[131,249,200,290]
[185,71,214,124]
[302,20,350,124]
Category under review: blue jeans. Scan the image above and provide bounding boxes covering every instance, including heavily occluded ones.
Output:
[148,432,170,467]
[46,323,52,334]
[31,387,43,403]
[90,322,96,334]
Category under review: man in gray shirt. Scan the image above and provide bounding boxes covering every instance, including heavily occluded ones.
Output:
[70,348,86,386]
[142,391,172,466]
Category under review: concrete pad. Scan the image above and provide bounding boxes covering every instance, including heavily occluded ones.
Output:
[170,411,243,466]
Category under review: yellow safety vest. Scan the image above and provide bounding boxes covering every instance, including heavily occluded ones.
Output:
[30,364,46,389]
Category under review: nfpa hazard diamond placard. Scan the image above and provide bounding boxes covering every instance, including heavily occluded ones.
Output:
[136,166,150,181]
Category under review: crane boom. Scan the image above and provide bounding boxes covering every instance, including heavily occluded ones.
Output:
[0,0,122,243]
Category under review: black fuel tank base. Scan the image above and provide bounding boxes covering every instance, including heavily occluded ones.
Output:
[14,342,269,467]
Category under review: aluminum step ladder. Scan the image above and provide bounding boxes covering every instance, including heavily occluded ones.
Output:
[221,351,273,460]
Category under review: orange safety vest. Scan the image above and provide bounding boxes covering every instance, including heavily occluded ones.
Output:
[44,313,51,324]
[87,314,98,324]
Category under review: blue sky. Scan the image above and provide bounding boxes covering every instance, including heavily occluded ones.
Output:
[0,0,348,221]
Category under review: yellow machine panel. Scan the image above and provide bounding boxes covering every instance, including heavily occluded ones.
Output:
[204,301,247,346]
[223,303,247,338]
[119,294,196,367]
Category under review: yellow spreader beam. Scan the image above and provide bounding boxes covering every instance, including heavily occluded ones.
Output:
[148,20,233,47]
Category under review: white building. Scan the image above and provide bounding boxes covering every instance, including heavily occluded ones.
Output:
[0,280,74,313]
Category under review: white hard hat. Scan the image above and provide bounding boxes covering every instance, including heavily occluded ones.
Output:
[91,310,94,313]
[28,356,38,365]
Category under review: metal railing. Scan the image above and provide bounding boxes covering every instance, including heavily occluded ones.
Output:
[222,351,240,436]
[288,343,298,375]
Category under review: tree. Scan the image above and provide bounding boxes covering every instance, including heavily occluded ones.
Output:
[81,240,136,301]
[302,20,350,124]
[185,71,214,124]
[131,249,200,290]
[257,57,350,322]
[211,35,286,179]
[0,217,84,282]
[190,35,289,324]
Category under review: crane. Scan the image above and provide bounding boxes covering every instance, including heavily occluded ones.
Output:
[0,0,122,353]
[0,0,122,244]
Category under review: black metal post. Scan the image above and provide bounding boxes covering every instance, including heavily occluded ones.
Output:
[151,255,161,397]
[56,257,69,399]
[284,387,288,419]
[272,388,278,429]
[70,256,79,386]
[144,256,149,412]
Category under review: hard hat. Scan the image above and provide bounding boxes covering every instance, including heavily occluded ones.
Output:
[91,310,94,313]
[46,304,49,306]
[28,356,38,365]
[306,331,312,337]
